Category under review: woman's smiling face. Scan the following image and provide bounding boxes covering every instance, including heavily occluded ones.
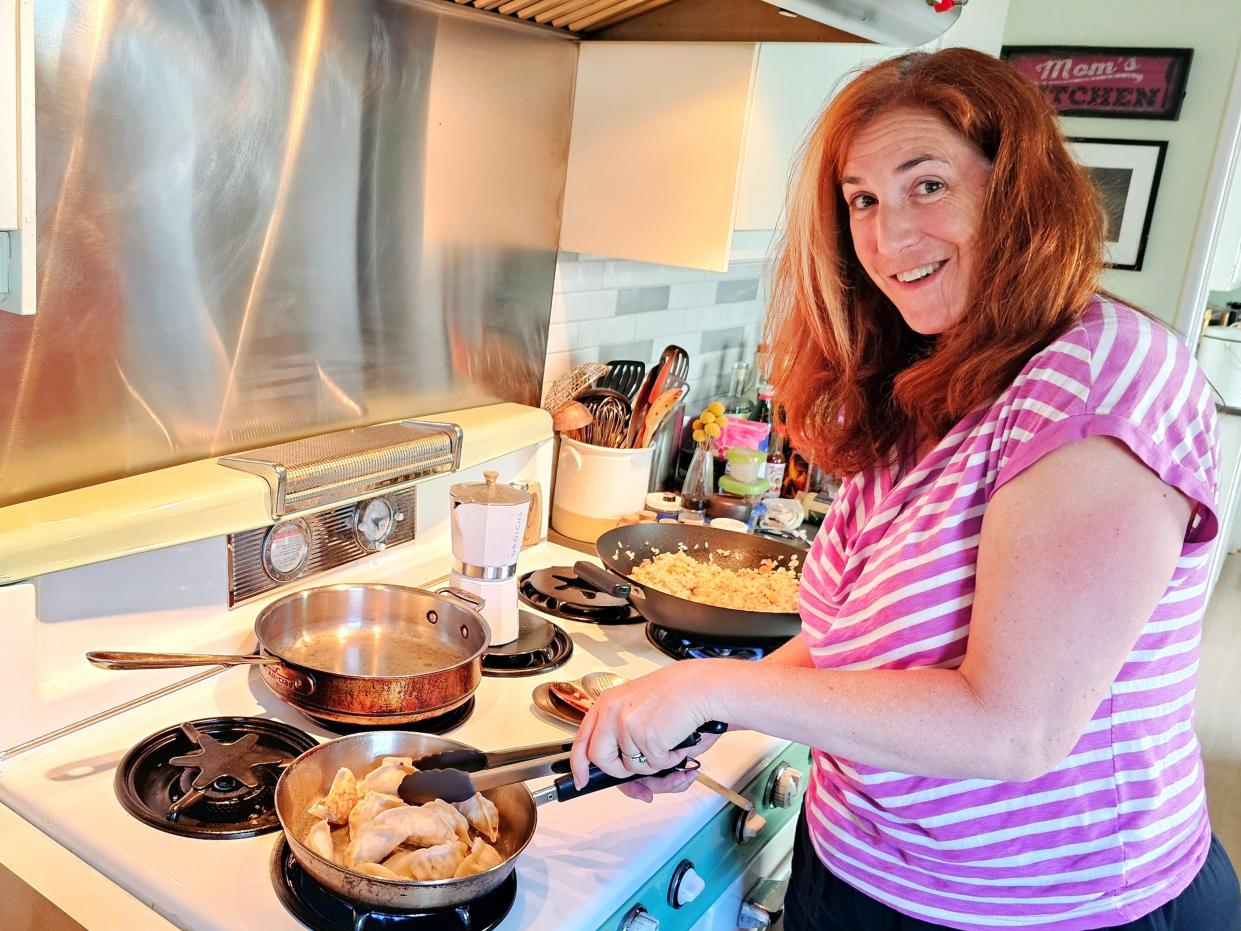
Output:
[841,107,993,336]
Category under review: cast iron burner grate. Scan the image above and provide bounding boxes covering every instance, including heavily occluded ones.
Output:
[481,611,572,678]
[271,838,517,931]
[517,567,642,625]
[645,622,785,663]
[302,697,476,737]
[116,716,316,838]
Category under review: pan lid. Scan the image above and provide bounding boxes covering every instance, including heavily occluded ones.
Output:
[450,470,531,507]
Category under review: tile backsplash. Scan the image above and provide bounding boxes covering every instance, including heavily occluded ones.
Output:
[542,234,775,416]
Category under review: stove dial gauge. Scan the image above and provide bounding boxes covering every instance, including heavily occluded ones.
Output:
[262,518,312,582]
[668,859,706,908]
[620,906,659,931]
[354,496,400,552]
[766,762,804,809]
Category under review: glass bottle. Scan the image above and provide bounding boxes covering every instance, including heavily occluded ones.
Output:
[678,445,714,523]
[719,362,755,420]
[764,427,787,498]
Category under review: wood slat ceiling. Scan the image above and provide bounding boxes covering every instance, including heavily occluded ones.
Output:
[446,0,866,40]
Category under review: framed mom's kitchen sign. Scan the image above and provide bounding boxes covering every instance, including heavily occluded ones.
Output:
[1000,46,1192,120]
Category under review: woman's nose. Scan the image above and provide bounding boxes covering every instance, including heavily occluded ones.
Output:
[874,204,920,256]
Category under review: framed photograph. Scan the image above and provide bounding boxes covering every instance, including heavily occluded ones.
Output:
[1066,138,1167,272]
[1000,46,1193,120]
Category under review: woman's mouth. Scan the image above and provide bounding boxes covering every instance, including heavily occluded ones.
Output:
[893,260,947,284]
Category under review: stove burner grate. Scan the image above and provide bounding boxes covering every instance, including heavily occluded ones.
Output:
[116,717,316,838]
[482,611,572,678]
[517,567,642,625]
[645,622,784,663]
[271,838,517,931]
[301,697,476,737]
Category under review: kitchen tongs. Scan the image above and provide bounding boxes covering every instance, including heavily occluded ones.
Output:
[399,730,713,806]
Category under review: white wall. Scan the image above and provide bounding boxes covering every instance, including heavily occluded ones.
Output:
[1004,0,1241,326]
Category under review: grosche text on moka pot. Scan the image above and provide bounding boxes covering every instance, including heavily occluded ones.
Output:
[449,470,531,646]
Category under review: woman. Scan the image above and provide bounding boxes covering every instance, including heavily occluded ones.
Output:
[570,48,1241,930]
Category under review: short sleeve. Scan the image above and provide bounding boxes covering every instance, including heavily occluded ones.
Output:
[992,301,1219,545]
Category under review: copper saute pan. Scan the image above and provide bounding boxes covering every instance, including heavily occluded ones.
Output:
[276,731,536,910]
[86,584,491,725]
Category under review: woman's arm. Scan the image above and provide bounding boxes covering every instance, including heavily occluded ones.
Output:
[572,436,1193,785]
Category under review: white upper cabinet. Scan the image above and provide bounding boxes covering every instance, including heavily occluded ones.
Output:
[559,42,759,272]
[0,0,35,315]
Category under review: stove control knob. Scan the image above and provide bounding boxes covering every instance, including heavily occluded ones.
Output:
[668,860,706,908]
[620,905,660,931]
[766,763,803,809]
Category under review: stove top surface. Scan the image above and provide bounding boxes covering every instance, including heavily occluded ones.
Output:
[517,567,643,625]
[115,716,317,839]
[480,611,572,678]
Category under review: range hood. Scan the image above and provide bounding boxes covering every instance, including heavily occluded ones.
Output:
[444,0,963,44]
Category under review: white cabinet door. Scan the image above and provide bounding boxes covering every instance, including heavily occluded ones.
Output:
[1208,411,1241,598]
[734,44,864,233]
[559,42,757,272]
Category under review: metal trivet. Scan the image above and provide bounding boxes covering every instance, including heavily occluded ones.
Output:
[482,612,572,678]
[644,622,783,662]
[517,567,642,625]
[300,697,476,737]
[271,838,517,931]
[116,717,317,838]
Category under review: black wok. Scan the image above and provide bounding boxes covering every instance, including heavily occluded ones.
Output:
[593,523,805,643]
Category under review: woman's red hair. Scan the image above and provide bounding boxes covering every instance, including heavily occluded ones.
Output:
[765,48,1105,476]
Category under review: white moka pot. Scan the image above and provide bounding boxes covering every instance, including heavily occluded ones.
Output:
[449,470,530,645]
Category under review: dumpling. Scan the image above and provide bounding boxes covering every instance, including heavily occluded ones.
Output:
[421,799,471,845]
[360,760,413,797]
[349,791,406,841]
[453,793,500,843]
[453,836,503,878]
[345,804,457,866]
[382,756,417,771]
[384,840,468,880]
[308,767,358,824]
[355,862,403,880]
[306,818,336,862]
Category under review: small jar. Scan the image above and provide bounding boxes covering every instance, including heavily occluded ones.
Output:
[645,492,682,521]
[725,446,766,484]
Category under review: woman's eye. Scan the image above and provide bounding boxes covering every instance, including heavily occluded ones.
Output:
[847,193,876,210]
[915,179,945,196]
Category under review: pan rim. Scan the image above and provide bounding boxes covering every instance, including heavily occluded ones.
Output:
[254,583,492,680]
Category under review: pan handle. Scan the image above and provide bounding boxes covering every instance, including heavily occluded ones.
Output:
[573,561,633,598]
[547,758,701,803]
[435,587,486,610]
[85,651,278,670]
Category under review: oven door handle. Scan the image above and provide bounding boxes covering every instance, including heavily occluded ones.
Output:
[737,876,788,930]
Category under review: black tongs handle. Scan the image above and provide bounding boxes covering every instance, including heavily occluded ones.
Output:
[552,758,701,802]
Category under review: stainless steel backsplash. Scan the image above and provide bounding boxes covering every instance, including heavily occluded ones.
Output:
[0,0,576,507]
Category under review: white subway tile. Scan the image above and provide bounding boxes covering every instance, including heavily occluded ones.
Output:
[558,289,619,322]
[546,321,579,355]
[556,260,606,292]
[633,309,688,339]
[603,261,708,288]
[668,281,718,309]
[574,315,636,349]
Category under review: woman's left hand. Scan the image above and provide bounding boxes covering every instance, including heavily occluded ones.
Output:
[569,660,723,796]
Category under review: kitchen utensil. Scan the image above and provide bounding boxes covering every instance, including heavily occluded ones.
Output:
[580,670,628,694]
[542,362,609,414]
[638,386,686,448]
[597,360,646,401]
[573,396,629,448]
[535,669,627,723]
[624,360,666,448]
[414,738,576,774]
[449,470,530,646]
[532,681,582,726]
[592,524,807,642]
[275,732,535,911]
[551,400,593,433]
[398,728,708,805]
[87,584,491,726]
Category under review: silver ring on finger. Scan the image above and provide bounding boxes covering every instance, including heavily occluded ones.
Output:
[626,751,647,766]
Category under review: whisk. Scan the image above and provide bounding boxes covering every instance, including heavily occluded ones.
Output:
[571,395,630,448]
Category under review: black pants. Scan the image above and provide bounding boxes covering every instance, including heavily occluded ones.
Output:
[783,810,1241,930]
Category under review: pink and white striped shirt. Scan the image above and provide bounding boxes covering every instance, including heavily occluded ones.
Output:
[798,297,1220,929]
